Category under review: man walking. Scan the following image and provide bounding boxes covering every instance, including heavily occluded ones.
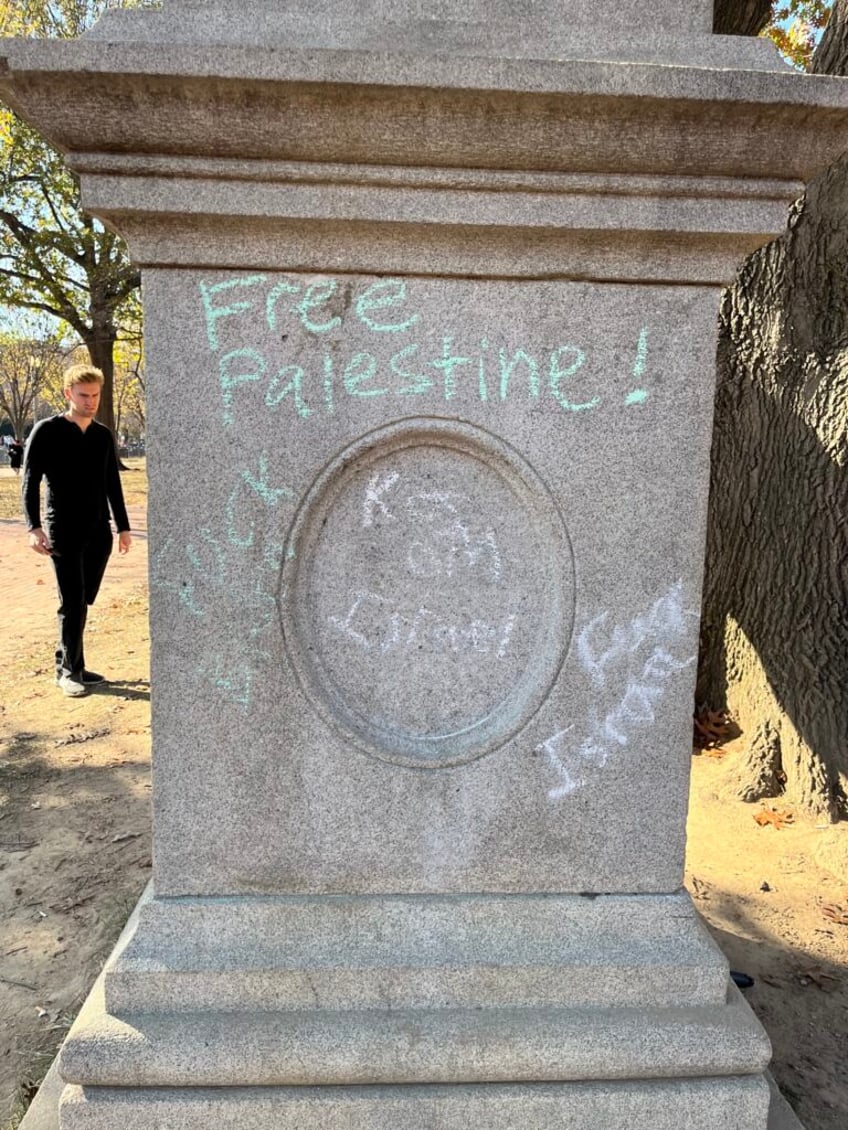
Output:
[23,363,132,697]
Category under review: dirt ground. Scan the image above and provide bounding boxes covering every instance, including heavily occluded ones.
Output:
[1,459,847,1129]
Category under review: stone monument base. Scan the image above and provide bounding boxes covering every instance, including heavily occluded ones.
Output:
[53,886,773,1128]
[60,1079,769,1130]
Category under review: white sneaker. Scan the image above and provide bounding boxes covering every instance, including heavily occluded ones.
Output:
[57,673,88,697]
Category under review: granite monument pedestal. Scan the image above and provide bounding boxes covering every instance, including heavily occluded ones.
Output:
[3,2,847,1127]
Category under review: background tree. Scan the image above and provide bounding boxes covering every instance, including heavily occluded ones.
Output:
[714,0,773,38]
[766,1,832,67]
[0,329,64,439]
[0,1,158,434]
[700,1,848,820]
[112,290,146,446]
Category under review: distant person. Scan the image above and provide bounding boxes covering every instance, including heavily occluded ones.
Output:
[8,439,23,475]
[22,363,132,697]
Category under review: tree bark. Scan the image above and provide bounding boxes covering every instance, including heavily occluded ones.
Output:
[698,2,848,821]
[80,320,130,467]
[720,719,784,804]
[713,0,772,38]
[86,329,117,436]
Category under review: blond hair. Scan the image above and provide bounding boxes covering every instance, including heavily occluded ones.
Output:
[63,363,104,391]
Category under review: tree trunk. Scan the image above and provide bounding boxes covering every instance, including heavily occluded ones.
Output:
[698,7,848,822]
[81,324,132,469]
[713,0,771,38]
[83,325,117,436]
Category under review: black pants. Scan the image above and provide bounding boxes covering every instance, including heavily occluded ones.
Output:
[51,525,113,678]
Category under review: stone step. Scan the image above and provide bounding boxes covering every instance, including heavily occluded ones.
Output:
[57,1076,773,1130]
[61,979,770,1088]
[103,890,731,1013]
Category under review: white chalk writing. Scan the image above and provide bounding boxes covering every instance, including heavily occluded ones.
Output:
[362,470,400,527]
[539,582,697,798]
[329,590,516,657]
[360,470,501,583]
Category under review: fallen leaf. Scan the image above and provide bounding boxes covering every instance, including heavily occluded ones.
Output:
[821,904,848,926]
[693,708,735,751]
[702,745,729,759]
[753,806,794,830]
[111,832,141,844]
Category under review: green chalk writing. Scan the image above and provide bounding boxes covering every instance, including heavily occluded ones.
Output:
[296,279,343,335]
[266,277,302,333]
[219,348,267,427]
[549,346,598,413]
[200,274,657,426]
[201,275,268,352]
[266,365,311,417]
[430,337,472,401]
[632,327,650,379]
[356,278,420,333]
[392,343,433,395]
[499,348,540,402]
[344,352,388,397]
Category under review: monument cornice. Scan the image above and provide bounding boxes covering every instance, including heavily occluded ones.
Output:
[1,42,848,180]
[2,41,847,281]
[69,168,796,284]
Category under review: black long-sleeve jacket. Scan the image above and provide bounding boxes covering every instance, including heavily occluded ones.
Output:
[22,415,131,543]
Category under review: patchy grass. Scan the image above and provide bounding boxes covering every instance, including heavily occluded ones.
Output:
[0,1010,74,1130]
[0,474,22,521]
[118,457,147,510]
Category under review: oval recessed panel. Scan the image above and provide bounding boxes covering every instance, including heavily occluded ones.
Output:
[279,419,574,767]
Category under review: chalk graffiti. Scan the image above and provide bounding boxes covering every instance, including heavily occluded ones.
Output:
[362,470,400,527]
[195,655,253,710]
[150,450,290,710]
[197,273,653,427]
[539,581,697,798]
[577,580,693,689]
[361,470,501,582]
[329,590,516,657]
[200,274,419,350]
[225,452,291,566]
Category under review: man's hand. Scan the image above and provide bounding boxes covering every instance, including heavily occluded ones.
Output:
[118,530,132,555]
[28,528,52,556]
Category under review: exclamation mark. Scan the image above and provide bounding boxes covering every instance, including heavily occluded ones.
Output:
[626,327,650,405]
